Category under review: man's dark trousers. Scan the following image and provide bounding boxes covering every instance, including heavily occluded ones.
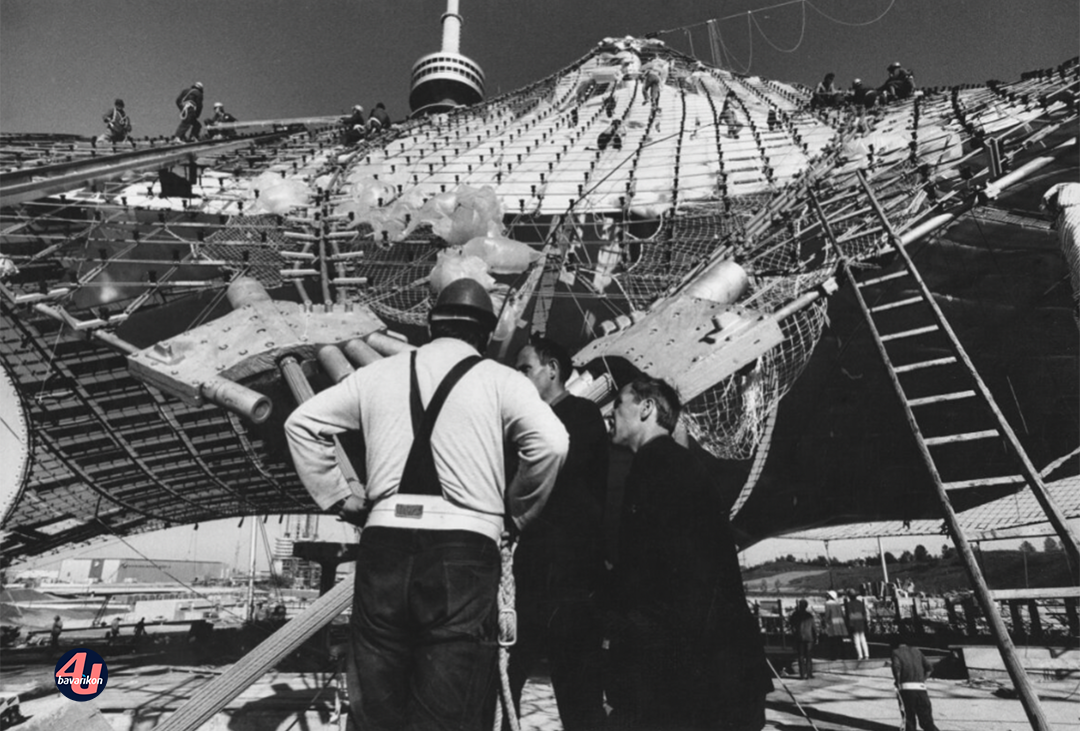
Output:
[351,527,500,731]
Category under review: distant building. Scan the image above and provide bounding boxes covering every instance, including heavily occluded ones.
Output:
[56,557,225,584]
[273,515,322,590]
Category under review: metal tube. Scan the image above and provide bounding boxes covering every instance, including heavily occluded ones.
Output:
[341,338,384,367]
[317,345,356,384]
[366,332,416,357]
[200,377,272,424]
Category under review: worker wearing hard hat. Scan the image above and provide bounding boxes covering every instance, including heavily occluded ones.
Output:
[206,102,238,138]
[342,104,366,145]
[879,61,915,103]
[98,98,133,146]
[285,277,567,730]
[173,81,204,143]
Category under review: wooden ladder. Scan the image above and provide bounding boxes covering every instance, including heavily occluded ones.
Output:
[810,169,1078,731]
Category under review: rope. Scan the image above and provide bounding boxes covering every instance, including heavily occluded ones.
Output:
[766,657,822,731]
[493,532,521,731]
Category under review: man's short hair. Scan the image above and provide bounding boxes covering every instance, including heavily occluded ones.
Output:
[626,375,680,432]
[528,335,571,385]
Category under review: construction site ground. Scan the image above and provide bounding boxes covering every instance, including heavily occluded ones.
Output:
[4,654,1078,731]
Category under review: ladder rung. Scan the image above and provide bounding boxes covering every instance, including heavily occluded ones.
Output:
[924,429,999,446]
[908,390,976,407]
[895,357,958,373]
[943,475,1024,491]
[870,295,923,313]
[881,325,939,342]
[857,270,908,288]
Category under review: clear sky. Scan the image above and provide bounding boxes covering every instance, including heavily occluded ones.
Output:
[2,0,1077,138]
[4,0,1077,571]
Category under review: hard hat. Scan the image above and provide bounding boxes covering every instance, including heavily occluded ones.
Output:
[852,78,862,86]
[887,62,901,71]
[194,81,204,89]
[353,104,364,112]
[214,102,223,108]
[429,278,497,330]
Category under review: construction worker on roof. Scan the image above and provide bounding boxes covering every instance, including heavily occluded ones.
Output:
[879,62,915,103]
[173,81,204,143]
[98,98,133,146]
[206,102,238,138]
[342,104,366,146]
[365,102,391,135]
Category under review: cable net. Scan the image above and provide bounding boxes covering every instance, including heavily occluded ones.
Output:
[199,214,290,288]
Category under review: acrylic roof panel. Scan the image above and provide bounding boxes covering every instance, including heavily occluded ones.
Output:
[1,40,1078,560]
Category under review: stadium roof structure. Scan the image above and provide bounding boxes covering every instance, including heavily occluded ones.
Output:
[1,39,1077,562]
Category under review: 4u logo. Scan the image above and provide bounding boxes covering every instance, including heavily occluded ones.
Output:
[54,648,108,701]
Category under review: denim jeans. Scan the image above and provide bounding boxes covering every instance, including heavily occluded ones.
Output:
[350,527,500,731]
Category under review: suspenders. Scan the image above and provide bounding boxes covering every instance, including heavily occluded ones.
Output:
[398,352,482,496]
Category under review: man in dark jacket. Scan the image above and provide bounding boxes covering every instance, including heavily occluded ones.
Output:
[173,82,204,142]
[891,638,939,731]
[365,102,392,135]
[99,98,133,145]
[880,62,915,102]
[205,102,238,138]
[509,336,609,730]
[342,104,366,146]
[607,375,772,730]
[597,120,622,152]
[790,599,817,679]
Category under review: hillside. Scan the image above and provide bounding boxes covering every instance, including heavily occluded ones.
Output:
[743,550,1074,596]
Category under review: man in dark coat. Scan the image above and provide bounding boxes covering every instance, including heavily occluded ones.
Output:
[891,638,940,731]
[174,82,204,142]
[206,102,238,138]
[365,102,392,135]
[789,599,817,679]
[607,375,772,730]
[342,104,366,146]
[509,336,609,730]
[879,62,915,102]
[99,98,133,144]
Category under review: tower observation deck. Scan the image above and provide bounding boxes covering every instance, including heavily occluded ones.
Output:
[409,0,485,117]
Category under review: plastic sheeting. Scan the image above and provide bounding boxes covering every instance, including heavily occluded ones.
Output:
[247,172,311,215]
[461,234,541,274]
[428,249,496,294]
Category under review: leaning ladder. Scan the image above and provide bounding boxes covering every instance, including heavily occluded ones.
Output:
[809,170,1080,731]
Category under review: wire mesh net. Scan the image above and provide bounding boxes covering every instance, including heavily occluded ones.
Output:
[199,214,290,287]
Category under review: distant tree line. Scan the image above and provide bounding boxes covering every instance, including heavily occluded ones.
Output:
[770,537,1062,567]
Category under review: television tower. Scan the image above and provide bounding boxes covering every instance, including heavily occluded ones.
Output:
[409,0,485,117]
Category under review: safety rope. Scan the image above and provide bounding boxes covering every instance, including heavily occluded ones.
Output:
[493,532,521,731]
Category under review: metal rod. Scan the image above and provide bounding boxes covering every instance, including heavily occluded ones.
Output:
[246,516,258,622]
[877,536,889,585]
